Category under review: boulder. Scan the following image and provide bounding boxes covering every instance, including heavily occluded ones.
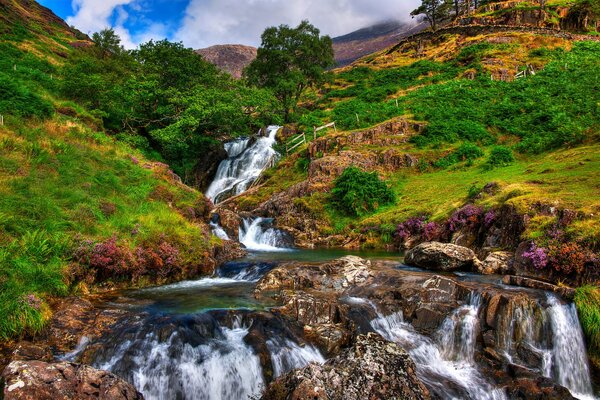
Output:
[479,251,514,275]
[404,242,481,272]
[2,360,143,400]
[261,333,430,400]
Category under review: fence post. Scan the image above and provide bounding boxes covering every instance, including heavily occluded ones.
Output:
[0,115,3,126]
[355,113,360,124]
[333,122,337,133]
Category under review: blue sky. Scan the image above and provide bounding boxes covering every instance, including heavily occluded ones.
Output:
[37,0,419,49]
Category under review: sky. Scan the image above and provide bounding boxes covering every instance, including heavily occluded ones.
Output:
[37,0,420,49]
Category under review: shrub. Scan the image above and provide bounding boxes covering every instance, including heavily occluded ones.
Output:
[448,204,483,232]
[522,243,548,269]
[484,146,515,169]
[331,166,395,216]
[0,73,53,118]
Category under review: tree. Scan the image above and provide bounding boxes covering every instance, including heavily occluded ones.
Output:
[245,20,335,122]
[92,28,124,59]
[411,0,452,30]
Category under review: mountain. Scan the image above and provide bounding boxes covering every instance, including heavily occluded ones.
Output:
[332,19,428,66]
[196,44,257,78]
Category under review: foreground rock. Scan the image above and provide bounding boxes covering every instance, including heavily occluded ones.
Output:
[261,333,430,400]
[404,241,480,272]
[2,360,143,400]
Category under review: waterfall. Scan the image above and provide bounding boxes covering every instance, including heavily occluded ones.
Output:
[546,294,594,400]
[239,218,293,252]
[209,221,230,240]
[266,337,325,378]
[206,126,280,204]
[370,298,507,400]
[92,314,324,400]
[95,324,264,400]
[216,261,276,282]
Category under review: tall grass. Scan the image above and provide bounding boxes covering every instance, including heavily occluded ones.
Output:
[575,285,600,363]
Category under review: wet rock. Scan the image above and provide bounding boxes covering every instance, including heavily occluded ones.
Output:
[502,275,575,301]
[256,256,373,294]
[479,251,514,275]
[190,141,228,191]
[505,376,576,400]
[405,242,481,272]
[2,360,144,400]
[213,208,242,238]
[10,342,53,363]
[261,333,430,400]
[212,239,247,265]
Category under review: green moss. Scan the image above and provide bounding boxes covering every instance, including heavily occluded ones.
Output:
[575,286,600,367]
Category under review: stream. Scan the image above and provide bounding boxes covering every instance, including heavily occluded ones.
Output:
[59,126,598,399]
[62,247,597,400]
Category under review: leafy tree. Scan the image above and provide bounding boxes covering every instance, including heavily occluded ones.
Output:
[411,0,453,30]
[245,20,335,121]
[331,167,395,217]
[92,28,124,59]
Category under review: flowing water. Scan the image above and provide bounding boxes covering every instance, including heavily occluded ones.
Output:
[370,294,508,400]
[205,126,280,204]
[74,251,597,400]
[239,218,294,251]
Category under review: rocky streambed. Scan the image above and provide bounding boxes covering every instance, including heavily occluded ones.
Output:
[1,251,597,400]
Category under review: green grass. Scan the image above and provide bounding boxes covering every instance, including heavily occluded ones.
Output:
[0,118,211,340]
[575,285,600,368]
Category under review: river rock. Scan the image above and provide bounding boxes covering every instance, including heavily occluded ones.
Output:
[1,360,144,400]
[261,333,430,400]
[404,241,481,272]
[502,275,575,301]
[479,251,514,275]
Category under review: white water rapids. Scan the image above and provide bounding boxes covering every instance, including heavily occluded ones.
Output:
[205,126,280,205]
[370,293,596,400]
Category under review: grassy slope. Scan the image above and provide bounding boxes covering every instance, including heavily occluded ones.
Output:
[0,1,214,340]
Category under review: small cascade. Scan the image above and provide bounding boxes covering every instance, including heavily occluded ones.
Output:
[547,294,594,399]
[209,221,230,240]
[370,298,507,400]
[266,337,325,378]
[95,322,265,400]
[239,218,293,252]
[206,126,280,204]
[216,261,276,282]
[436,293,481,364]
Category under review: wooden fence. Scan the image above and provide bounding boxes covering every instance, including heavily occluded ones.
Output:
[285,122,337,155]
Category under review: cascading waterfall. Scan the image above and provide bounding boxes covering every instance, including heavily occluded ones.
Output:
[546,294,594,399]
[96,322,265,400]
[491,293,594,400]
[370,296,508,400]
[266,337,326,378]
[206,126,280,204]
[239,218,292,252]
[209,221,230,240]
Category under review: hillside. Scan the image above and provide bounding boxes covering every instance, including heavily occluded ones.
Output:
[0,0,224,340]
[332,19,428,66]
[224,24,600,362]
[196,44,257,78]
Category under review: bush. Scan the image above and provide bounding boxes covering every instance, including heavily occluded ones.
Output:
[0,73,53,118]
[484,145,515,169]
[331,166,395,216]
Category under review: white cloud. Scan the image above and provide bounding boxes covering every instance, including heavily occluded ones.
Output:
[175,0,421,49]
[67,0,167,49]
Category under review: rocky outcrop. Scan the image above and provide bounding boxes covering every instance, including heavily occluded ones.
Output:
[404,241,481,272]
[2,360,143,400]
[261,333,430,400]
[502,275,575,301]
[190,141,227,191]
